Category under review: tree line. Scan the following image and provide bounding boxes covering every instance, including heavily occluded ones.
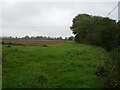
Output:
[2,36,74,41]
[70,14,120,51]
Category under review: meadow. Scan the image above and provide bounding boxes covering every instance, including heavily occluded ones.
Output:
[2,40,119,88]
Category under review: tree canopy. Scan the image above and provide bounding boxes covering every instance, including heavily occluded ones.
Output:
[70,14,119,51]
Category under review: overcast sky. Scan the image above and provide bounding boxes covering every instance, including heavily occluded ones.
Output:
[0,1,118,38]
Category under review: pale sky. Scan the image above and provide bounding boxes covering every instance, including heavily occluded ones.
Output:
[0,0,119,38]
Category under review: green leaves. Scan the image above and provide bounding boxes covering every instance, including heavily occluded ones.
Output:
[71,14,119,51]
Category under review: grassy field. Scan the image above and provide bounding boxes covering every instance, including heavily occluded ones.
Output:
[2,41,116,88]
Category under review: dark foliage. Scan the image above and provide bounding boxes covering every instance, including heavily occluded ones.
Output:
[70,14,119,51]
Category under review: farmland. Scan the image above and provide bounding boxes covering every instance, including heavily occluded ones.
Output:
[2,40,70,46]
[2,40,119,88]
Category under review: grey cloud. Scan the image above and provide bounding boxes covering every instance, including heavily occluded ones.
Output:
[1,2,118,37]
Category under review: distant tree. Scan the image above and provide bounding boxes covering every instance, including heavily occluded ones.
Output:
[68,36,74,41]
[15,37,18,40]
[31,36,35,40]
[64,37,68,41]
[2,35,66,41]
[56,37,63,40]
[23,35,30,39]
[59,37,63,40]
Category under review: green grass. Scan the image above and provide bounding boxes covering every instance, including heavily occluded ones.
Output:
[2,42,112,88]
[106,48,120,88]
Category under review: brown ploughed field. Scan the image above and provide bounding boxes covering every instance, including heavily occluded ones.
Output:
[1,40,71,46]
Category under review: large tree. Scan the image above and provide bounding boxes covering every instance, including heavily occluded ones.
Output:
[70,14,118,51]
